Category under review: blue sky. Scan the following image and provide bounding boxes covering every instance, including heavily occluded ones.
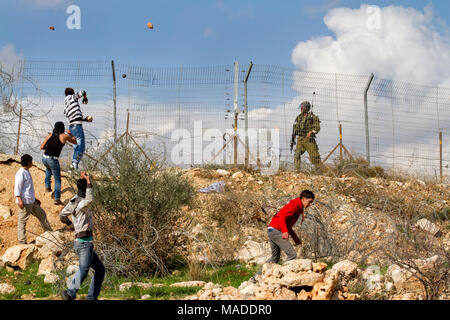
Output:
[1,0,450,68]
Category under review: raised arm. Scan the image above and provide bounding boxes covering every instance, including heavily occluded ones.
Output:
[40,133,52,150]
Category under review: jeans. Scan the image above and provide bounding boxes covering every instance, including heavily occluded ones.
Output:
[255,228,297,276]
[67,241,105,300]
[42,156,61,200]
[69,124,85,165]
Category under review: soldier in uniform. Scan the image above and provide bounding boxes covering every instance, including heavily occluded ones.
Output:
[290,101,322,171]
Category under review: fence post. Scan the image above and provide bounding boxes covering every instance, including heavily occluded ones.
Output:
[244,62,253,169]
[233,61,239,168]
[364,73,374,165]
[440,130,443,182]
[15,106,23,155]
[111,60,117,140]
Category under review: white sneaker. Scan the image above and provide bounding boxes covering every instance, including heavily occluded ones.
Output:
[70,162,78,170]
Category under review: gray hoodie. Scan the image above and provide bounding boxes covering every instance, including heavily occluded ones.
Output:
[59,185,94,238]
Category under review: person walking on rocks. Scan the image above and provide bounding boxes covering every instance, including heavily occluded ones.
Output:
[14,154,53,244]
[250,190,315,282]
[40,121,77,205]
[60,171,105,301]
[64,88,92,170]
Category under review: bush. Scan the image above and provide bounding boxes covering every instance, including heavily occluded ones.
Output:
[83,139,194,277]
[328,157,385,178]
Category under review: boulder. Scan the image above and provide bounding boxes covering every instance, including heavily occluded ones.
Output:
[280,271,324,288]
[37,256,56,276]
[0,205,12,220]
[216,169,230,177]
[366,274,383,290]
[311,270,340,300]
[415,218,440,236]
[312,262,328,273]
[272,287,297,300]
[1,244,36,270]
[282,259,313,273]
[297,289,312,300]
[0,283,16,294]
[237,240,270,264]
[331,260,358,279]
[387,265,422,293]
[44,273,59,284]
[35,231,66,258]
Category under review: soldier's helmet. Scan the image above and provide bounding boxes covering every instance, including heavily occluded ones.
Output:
[300,101,311,112]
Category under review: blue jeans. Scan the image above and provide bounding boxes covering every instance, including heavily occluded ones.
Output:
[69,124,85,165]
[67,241,105,300]
[42,157,61,200]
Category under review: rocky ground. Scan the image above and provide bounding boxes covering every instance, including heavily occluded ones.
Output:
[0,154,449,300]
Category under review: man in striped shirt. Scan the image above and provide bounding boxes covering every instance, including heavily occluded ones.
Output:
[64,88,92,170]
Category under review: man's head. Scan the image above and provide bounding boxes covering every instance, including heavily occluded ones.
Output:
[300,101,311,114]
[53,121,65,135]
[65,88,75,96]
[300,189,315,208]
[77,178,87,192]
[21,154,33,169]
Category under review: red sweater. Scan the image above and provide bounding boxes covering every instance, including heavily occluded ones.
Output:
[268,198,304,240]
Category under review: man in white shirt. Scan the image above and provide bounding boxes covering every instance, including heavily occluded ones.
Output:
[14,154,53,244]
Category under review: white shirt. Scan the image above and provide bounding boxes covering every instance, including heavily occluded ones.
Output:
[14,167,36,205]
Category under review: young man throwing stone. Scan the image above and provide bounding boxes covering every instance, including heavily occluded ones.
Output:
[60,171,105,300]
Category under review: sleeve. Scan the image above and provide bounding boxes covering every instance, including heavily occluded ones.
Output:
[73,90,86,101]
[76,185,94,212]
[14,171,23,197]
[312,115,320,134]
[288,228,300,243]
[59,198,76,225]
[278,201,297,233]
[292,116,300,137]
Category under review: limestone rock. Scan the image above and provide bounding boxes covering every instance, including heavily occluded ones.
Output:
[232,171,244,179]
[35,231,66,258]
[0,283,16,294]
[216,169,230,177]
[366,274,383,290]
[141,294,152,300]
[37,256,56,276]
[280,271,324,288]
[119,282,164,292]
[44,273,59,284]
[237,240,270,264]
[331,260,358,279]
[312,262,328,273]
[415,219,440,236]
[0,205,12,220]
[170,281,206,288]
[1,244,36,270]
[283,259,313,273]
[297,289,312,300]
[311,270,339,300]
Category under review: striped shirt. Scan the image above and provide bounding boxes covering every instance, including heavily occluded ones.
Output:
[64,90,86,125]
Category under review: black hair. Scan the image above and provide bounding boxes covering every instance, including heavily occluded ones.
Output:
[77,178,87,191]
[53,121,65,136]
[300,190,315,200]
[65,88,75,96]
[21,154,33,167]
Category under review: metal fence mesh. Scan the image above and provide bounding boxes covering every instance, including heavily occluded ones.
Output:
[1,60,447,180]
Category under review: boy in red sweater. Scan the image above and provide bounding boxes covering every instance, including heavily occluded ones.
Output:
[250,190,315,282]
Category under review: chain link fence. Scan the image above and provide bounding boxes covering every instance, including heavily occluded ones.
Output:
[1,60,448,181]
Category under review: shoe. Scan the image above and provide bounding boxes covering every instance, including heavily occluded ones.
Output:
[54,199,64,206]
[61,290,74,301]
[45,187,52,192]
[249,276,257,284]
[70,162,79,170]
[51,192,55,199]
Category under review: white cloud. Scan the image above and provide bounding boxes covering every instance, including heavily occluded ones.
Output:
[0,43,23,75]
[291,4,450,87]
